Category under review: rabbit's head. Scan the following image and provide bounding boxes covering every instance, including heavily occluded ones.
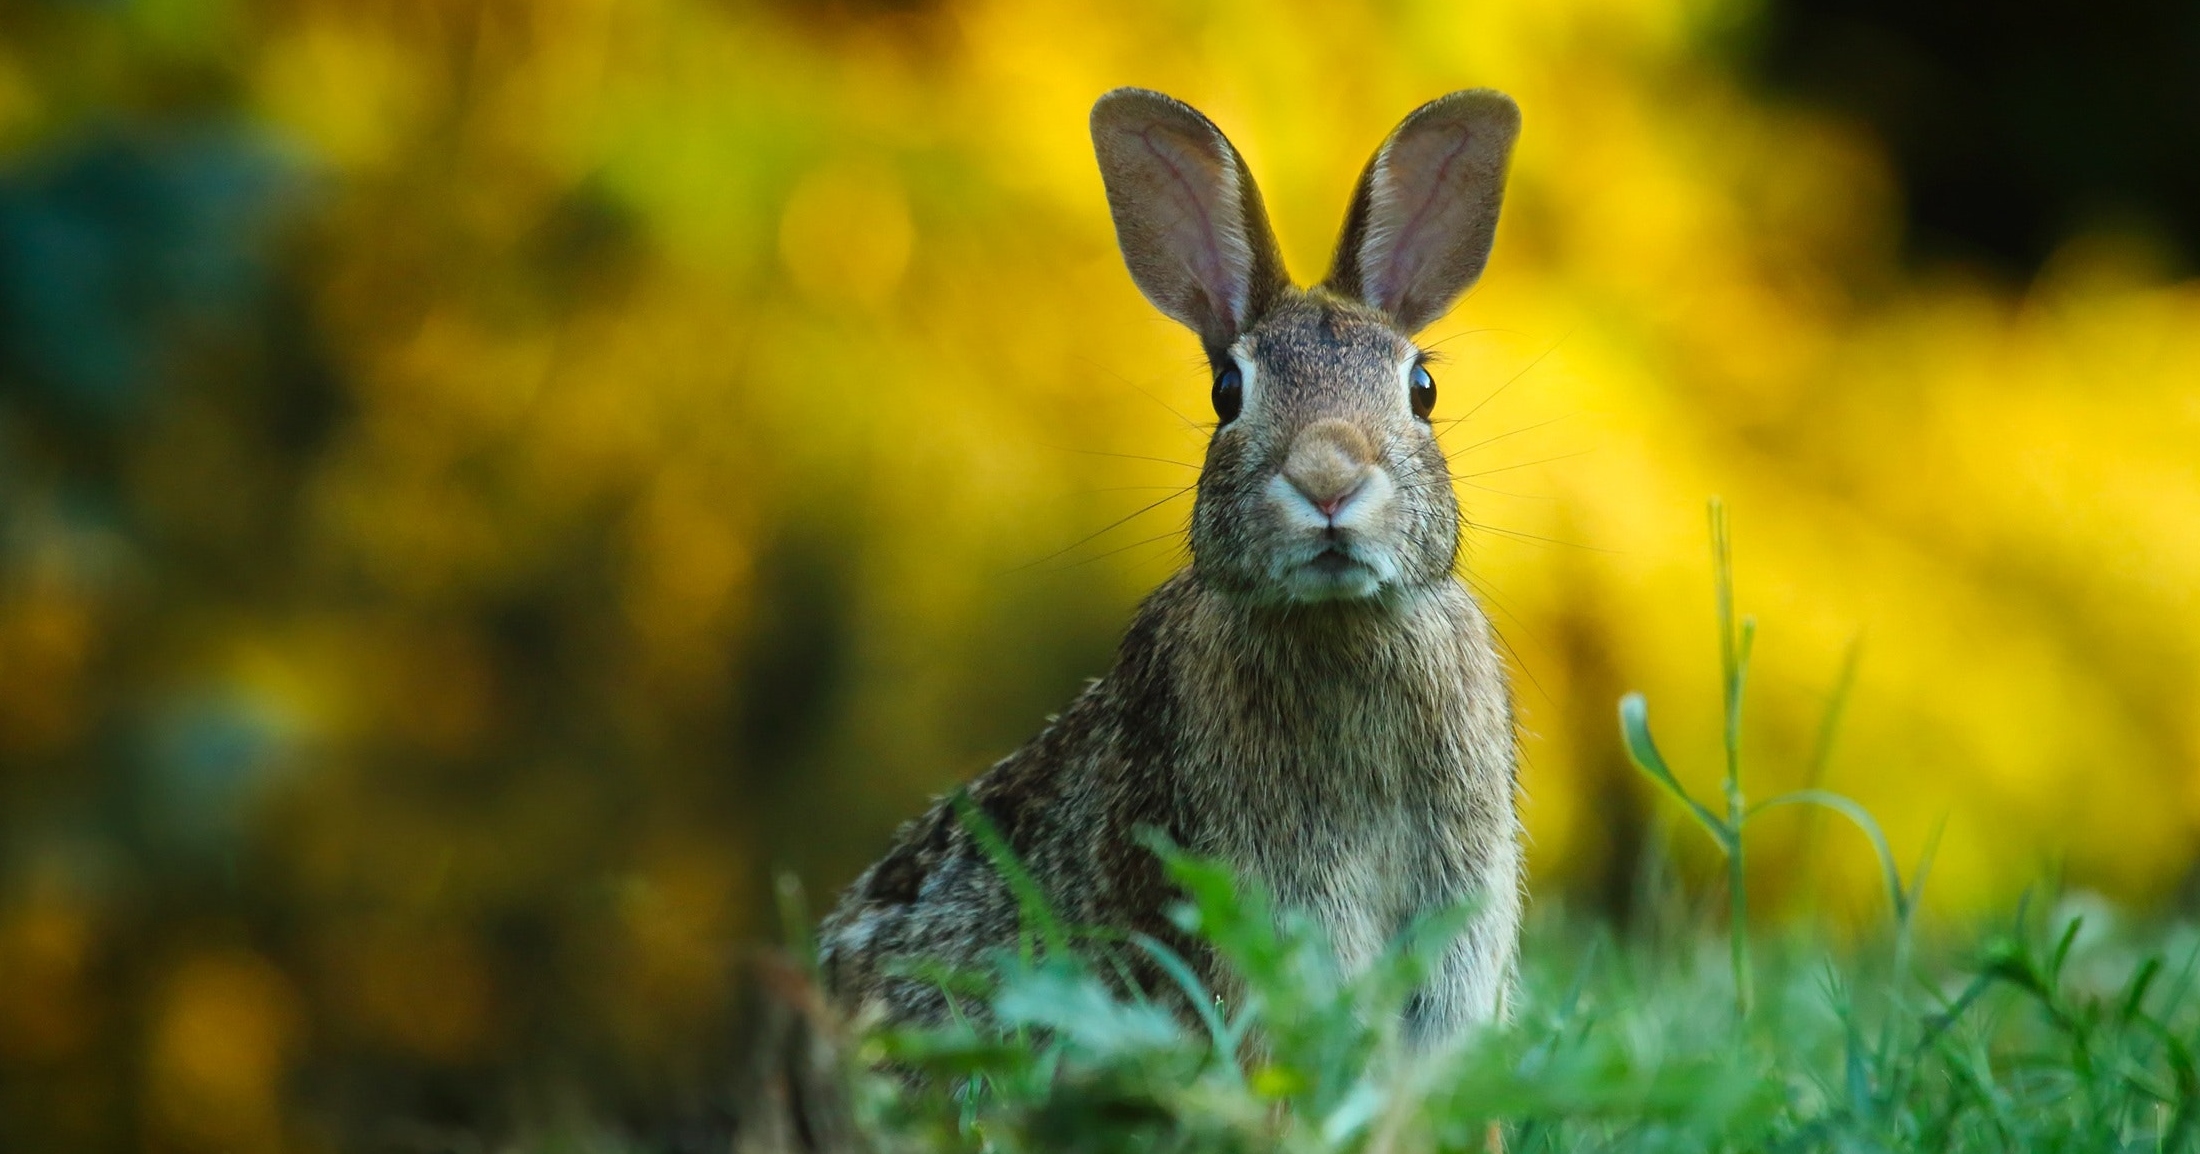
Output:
[1092,89,1519,605]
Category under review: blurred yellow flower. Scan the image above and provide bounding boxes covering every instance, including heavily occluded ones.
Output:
[779,159,917,309]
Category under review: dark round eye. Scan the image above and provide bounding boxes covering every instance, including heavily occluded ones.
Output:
[1409,362,1436,420]
[1212,363,1243,424]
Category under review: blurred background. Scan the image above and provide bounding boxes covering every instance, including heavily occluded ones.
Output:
[1,0,2197,1147]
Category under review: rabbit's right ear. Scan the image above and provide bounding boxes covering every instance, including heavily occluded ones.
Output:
[1091,89,1290,355]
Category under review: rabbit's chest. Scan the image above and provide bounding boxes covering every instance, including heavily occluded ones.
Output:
[1272,803,1440,973]
[1202,723,1481,970]
[1166,579,1517,975]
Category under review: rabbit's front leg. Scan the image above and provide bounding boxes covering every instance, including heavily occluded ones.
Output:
[1401,867,1520,1047]
[1402,921,1512,1046]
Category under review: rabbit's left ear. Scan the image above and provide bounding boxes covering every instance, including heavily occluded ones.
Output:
[1324,90,1520,335]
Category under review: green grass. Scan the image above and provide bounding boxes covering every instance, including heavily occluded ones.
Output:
[851,856,2198,1153]
[827,502,2200,1153]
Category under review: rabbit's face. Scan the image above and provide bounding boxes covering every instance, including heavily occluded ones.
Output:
[1091,87,1517,601]
[1192,294,1458,604]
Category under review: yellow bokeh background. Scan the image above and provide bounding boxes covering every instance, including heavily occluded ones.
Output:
[0,0,2196,1144]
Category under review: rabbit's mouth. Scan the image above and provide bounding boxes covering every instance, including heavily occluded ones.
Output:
[1277,541,1391,602]
[1306,546,1363,576]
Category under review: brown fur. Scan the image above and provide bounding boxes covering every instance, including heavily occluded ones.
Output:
[818,88,1524,1047]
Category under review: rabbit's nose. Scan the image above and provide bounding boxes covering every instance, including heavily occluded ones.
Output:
[1283,419,1376,519]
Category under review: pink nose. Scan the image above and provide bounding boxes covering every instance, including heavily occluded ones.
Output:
[1282,419,1375,520]
[1307,483,1365,520]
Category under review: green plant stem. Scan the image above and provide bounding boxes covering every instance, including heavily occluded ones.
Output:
[1728,836,1750,1019]
[1711,498,1754,1019]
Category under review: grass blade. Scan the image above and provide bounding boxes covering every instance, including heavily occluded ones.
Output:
[1620,692,1734,852]
[1749,788,1910,922]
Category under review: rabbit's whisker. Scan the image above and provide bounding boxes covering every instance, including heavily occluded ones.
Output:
[1054,447,1203,470]
[1388,471,1487,498]
[1456,332,1568,425]
[1044,528,1190,574]
[1463,520,1612,553]
[1417,326,1514,356]
[1398,481,1542,504]
[1457,569,1553,706]
[1456,450,1592,479]
[1010,487,1196,573]
[1074,356,1215,437]
[1460,480,1548,500]
[1441,416,1567,462]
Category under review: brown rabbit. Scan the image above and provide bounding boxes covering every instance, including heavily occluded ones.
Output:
[818,87,1523,1047]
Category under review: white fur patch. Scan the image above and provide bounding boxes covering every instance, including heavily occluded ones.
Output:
[1396,351,1423,409]
[1210,142,1257,327]
[1357,145,1409,315]
[1263,469,1403,602]
[1228,343,1260,412]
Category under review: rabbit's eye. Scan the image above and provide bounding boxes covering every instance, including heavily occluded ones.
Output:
[1409,362,1437,420]
[1212,364,1243,424]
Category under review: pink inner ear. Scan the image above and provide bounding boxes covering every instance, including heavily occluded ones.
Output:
[1365,127,1479,316]
[1133,124,1249,325]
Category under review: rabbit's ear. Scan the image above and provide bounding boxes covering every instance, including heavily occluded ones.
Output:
[1091,88,1290,353]
[1324,90,1519,335]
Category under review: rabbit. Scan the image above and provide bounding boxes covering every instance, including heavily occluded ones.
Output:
[817,86,1523,1048]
